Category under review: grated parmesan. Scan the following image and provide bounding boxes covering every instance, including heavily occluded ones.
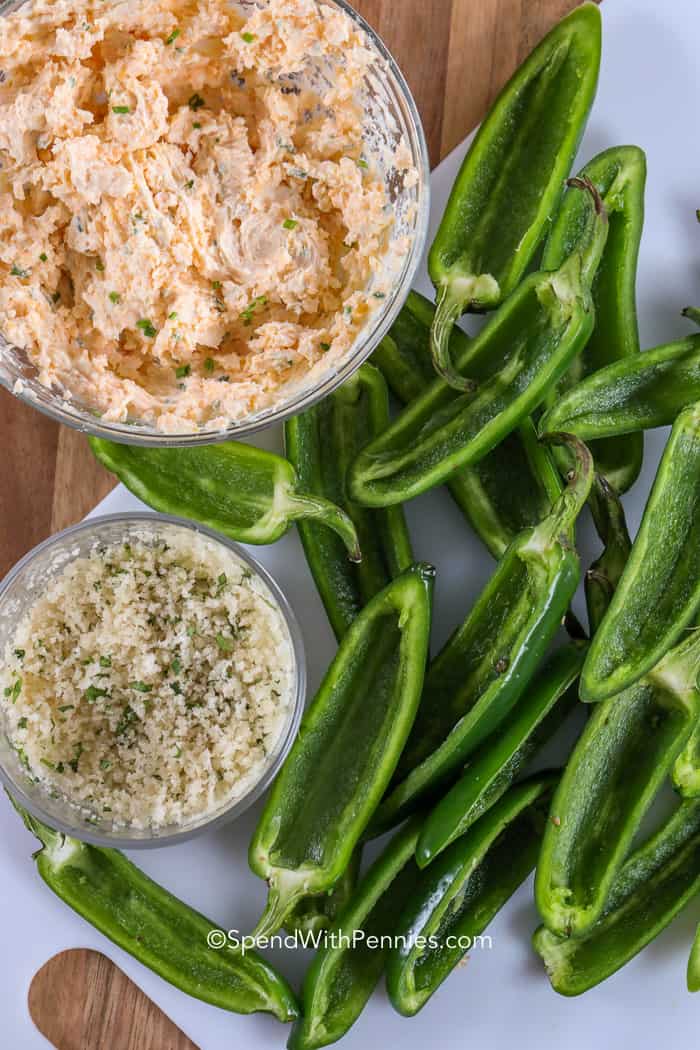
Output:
[0,526,295,830]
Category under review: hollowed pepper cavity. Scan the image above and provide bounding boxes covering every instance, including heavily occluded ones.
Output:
[248,563,434,937]
[428,2,601,387]
[348,179,608,509]
[373,291,561,559]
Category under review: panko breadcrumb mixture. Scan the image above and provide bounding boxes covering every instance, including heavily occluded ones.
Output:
[0,0,415,432]
[0,527,295,830]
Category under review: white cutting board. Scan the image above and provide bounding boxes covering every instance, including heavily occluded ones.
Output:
[2,1,699,1046]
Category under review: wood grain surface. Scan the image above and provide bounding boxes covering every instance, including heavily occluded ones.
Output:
[0,0,585,582]
[28,949,199,1050]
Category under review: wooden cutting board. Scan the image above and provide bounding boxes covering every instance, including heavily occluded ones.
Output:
[28,950,199,1050]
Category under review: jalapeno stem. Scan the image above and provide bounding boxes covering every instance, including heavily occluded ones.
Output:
[683,305,700,326]
[284,491,362,562]
[538,433,594,541]
[555,177,609,292]
[431,278,495,390]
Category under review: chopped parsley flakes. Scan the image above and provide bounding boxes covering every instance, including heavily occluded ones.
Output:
[136,319,157,338]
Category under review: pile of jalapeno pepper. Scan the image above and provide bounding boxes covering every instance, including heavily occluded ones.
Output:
[14,1,700,1041]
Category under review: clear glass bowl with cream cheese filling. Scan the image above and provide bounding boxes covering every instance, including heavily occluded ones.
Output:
[0,0,430,444]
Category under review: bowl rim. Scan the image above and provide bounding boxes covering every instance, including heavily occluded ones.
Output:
[0,511,307,849]
[0,0,430,446]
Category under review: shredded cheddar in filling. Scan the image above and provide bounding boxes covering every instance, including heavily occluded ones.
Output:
[0,0,413,432]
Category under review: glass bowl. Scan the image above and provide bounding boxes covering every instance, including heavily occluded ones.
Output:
[0,513,306,848]
[0,0,430,446]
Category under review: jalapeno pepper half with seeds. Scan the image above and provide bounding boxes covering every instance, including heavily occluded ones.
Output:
[349,179,608,508]
[581,401,700,701]
[536,629,700,938]
[416,642,584,869]
[288,816,425,1050]
[386,774,557,1016]
[367,434,593,837]
[541,145,646,493]
[534,798,700,995]
[428,2,601,387]
[249,563,434,937]
[89,438,361,560]
[12,799,299,1021]
[285,364,412,640]
[373,291,561,559]
[539,332,700,442]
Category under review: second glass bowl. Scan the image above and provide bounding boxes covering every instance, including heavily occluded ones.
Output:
[0,512,306,848]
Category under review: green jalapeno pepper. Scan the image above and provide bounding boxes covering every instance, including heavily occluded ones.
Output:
[348,181,608,508]
[89,438,361,560]
[284,364,411,640]
[541,146,646,494]
[688,924,700,991]
[534,798,700,995]
[386,774,557,1016]
[416,643,584,868]
[672,722,700,798]
[285,848,362,937]
[581,401,700,702]
[12,799,299,1021]
[288,815,425,1050]
[368,435,593,837]
[373,291,561,559]
[585,474,633,635]
[539,332,700,441]
[536,629,700,938]
[249,563,434,937]
[427,3,601,388]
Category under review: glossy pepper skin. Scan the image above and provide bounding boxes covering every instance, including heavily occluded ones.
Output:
[368,435,593,837]
[536,630,700,938]
[541,146,646,494]
[540,332,700,441]
[284,364,411,640]
[581,401,700,701]
[349,180,608,508]
[287,816,424,1050]
[416,642,584,869]
[428,2,601,388]
[584,474,632,635]
[373,291,561,559]
[386,775,557,1016]
[89,437,361,561]
[13,800,299,1021]
[534,799,700,996]
[249,564,434,937]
